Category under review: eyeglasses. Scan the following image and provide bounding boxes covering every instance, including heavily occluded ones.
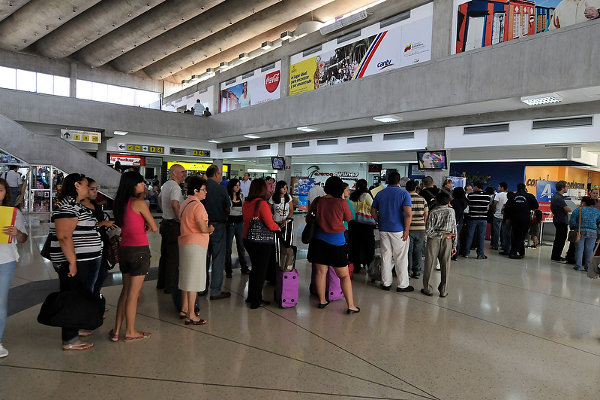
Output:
[199,188,207,192]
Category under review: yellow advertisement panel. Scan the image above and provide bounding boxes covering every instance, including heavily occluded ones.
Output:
[167,162,228,173]
[289,56,318,95]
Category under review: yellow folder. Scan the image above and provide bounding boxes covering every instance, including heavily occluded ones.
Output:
[0,206,17,244]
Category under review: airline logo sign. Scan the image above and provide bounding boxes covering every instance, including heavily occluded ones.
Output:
[109,154,145,166]
[124,144,164,154]
[61,129,101,143]
[265,71,280,93]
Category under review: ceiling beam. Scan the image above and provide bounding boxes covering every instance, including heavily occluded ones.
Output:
[0,0,29,23]
[31,0,166,59]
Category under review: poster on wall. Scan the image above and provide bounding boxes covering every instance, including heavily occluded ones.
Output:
[455,0,600,54]
[220,61,281,112]
[289,3,433,96]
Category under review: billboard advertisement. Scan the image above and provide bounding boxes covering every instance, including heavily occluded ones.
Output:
[455,0,600,54]
[220,61,281,113]
[289,3,433,96]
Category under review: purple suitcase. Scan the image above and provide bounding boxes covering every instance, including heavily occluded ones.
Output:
[275,268,299,308]
[326,266,344,301]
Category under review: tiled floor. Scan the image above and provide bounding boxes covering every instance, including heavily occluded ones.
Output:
[1,216,599,399]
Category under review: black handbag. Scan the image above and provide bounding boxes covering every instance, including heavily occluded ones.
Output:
[301,197,321,244]
[37,279,106,330]
[246,200,275,244]
[40,234,52,260]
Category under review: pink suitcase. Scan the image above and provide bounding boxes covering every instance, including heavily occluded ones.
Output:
[326,266,344,301]
[275,268,298,308]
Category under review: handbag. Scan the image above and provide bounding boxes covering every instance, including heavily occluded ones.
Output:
[105,226,121,270]
[355,192,376,225]
[567,208,582,243]
[40,234,52,260]
[246,200,275,244]
[37,278,106,330]
[301,197,321,244]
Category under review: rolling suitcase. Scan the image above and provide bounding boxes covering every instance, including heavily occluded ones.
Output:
[368,254,382,283]
[274,268,299,308]
[326,266,344,301]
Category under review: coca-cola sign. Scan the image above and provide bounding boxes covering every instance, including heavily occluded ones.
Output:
[265,70,280,93]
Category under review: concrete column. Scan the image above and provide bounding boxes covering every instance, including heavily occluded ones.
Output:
[96,133,108,165]
[275,142,291,184]
[279,47,290,98]
[426,127,449,187]
[431,0,454,59]
[211,72,220,115]
[69,62,77,98]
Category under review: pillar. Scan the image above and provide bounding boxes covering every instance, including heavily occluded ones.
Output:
[279,48,290,98]
[96,133,108,165]
[426,127,450,187]
[69,62,77,98]
[275,142,291,184]
[431,0,454,59]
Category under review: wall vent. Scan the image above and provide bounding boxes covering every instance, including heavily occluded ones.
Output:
[242,71,254,79]
[238,146,250,152]
[225,78,236,86]
[317,139,338,146]
[303,44,322,57]
[463,123,509,134]
[532,116,593,130]
[261,63,276,72]
[291,141,310,148]
[197,88,208,94]
[186,93,194,99]
[347,135,372,144]
[337,30,361,44]
[380,11,410,29]
[223,148,233,153]
[256,144,271,150]
[383,132,414,141]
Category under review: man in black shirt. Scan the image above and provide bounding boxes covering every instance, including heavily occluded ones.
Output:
[550,180,571,262]
[420,176,439,208]
[463,181,491,259]
[504,183,539,259]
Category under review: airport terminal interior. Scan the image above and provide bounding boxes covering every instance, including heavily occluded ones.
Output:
[1,0,600,399]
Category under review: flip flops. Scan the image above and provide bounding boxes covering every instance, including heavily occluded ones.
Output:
[108,329,120,342]
[124,331,151,342]
[62,342,94,351]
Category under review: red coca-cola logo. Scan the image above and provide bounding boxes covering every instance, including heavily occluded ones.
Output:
[265,70,280,93]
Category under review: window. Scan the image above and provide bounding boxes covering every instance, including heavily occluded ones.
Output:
[107,84,123,104]
[121,87,135,106]
[0,66,16,89]
[74,78,161,107]
[53,76,70,97]
[76,80,92,100]
[36,73,53,94]
[92,82,108,102]
[16,69,36,92]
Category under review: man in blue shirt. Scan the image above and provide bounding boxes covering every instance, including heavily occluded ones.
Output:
[371,172,414,292]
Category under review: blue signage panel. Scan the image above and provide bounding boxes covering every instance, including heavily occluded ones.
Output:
[536,180,557,202]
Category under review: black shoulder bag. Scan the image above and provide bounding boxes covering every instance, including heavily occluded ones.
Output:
[246,200,275,244]
[301,197,321,244]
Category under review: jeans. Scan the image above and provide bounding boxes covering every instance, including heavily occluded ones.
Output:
[575,231,596,270]
[552,222,568,260]
[9,187,19,206]
[465,219,487,257]
[208,222,227,296]
[0,261,17,343]
[491,217,502,248]
[408,230,425,275]
[244,240,274,307]
[226,221,248,274]
[454,221,464,258]
[501,221,512,253]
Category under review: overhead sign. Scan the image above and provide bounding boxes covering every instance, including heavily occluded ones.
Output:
[167,162,228,173]
[169,147,211,157]
[122,143,164,154]
[61,129,101,143]
[220,61,282,113]
[109,154,145,166]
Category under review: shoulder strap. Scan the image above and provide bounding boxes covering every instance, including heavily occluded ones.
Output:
[578,207,582,234]
[180,199,198,219]
[253,199,262,218]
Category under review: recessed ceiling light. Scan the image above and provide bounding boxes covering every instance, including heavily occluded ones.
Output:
[208,139,221,143]
[520,93,562,106]
[244,134,260,139]
[233,159,247,162]
[114,130,128,135]
[373,115,402,123]
[297,126,317,132]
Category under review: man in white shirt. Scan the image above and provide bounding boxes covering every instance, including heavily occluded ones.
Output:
[550,0,600,29]
[307,181,325,205]
[240,173,251,197]
[5,166,23,207]
[491,182,508,251]
[157,164,186,311]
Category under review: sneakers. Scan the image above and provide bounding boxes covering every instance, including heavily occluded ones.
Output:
[397,285,414,292]
[210,291,231,300]
[476,255,488,260]
[0,343,7,358]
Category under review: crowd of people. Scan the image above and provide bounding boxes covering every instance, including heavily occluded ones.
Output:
[1,164,598,356]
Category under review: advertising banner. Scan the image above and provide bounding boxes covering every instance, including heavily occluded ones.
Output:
[220,61,281,112]
[455,0,600,54]
[289,3,433,96]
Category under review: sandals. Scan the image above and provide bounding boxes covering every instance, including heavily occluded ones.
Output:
[124,331,151,342]
[109,329,120,342]
[78,330,93,337]
[179,311,188,319]
[184,318,207,326]
[63,342,94,351]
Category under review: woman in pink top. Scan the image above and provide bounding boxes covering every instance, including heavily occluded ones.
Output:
[111,172,158,342]
[178,176,214,325]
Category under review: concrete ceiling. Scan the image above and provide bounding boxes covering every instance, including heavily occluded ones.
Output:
[0,0,378,83]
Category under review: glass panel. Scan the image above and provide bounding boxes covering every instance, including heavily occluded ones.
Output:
[92,82,108,102]
[53,76,70,97]
[121,87,135,106]
[0,66,16,89]
[31,190,51,212]
[76,80,92,99]
[16,69,36,92]
[107,84,123,104]
[36,72,53,94]
[136,90,161,108]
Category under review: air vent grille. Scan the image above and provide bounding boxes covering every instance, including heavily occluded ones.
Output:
[347,135,372,144]
[238,146,250,152]
[303,45,322,57]
[291,141,310,148]
[463,124,509,134]
[225,78,236,86]
[197,88,208,94]
[261,63,276,72]
[223,148,233,153]
[532,116,593,130]
[337,30,361,44]
[256,144,271,150]
[242,72,254,79]
[383,132,414,141]
[317,139,338,146]
[380,11,410,29]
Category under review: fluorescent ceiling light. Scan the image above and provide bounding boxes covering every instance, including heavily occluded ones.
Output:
[297,126,317,132]
[244,134,260,139]
[248,168,269,173]
[453,158,567,163]
[114,130,128,135]
[208,140,221,143]
[233,159,247,162]
[520,93,563,106]
[373,115,402,123]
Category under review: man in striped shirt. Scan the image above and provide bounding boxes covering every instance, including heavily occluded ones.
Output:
[406,180,428,278]
[463,181,491,259]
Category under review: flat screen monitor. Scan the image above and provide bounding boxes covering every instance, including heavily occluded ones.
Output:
[417,150,447,170]
[271,156,285,170]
